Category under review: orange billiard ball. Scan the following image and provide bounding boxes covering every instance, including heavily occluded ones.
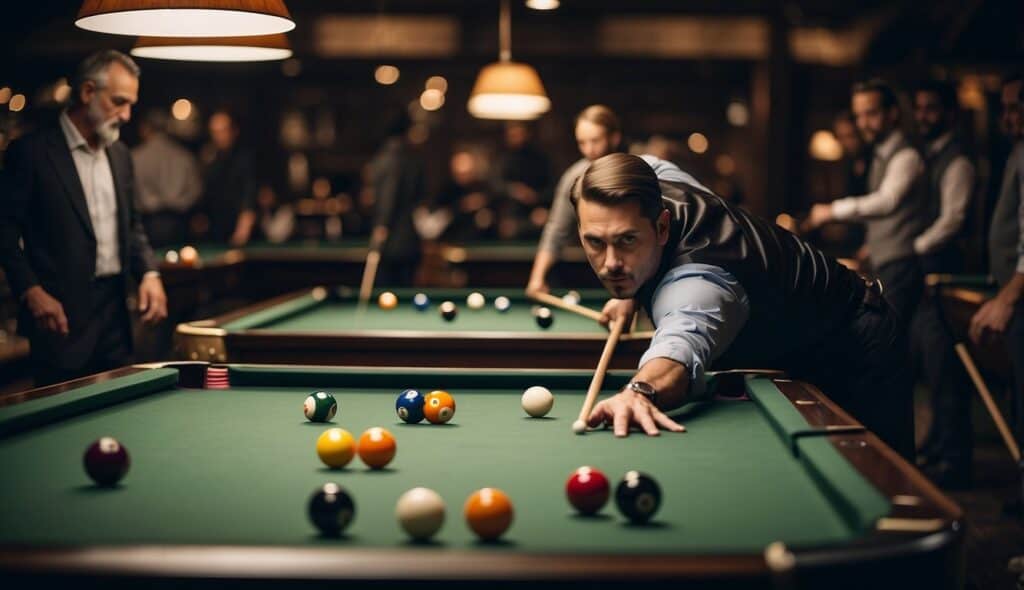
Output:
[179,245,199,267]
[378,291,398,310]
[357,426,396,469]
[423,390,455,424]
[464,487,513,541]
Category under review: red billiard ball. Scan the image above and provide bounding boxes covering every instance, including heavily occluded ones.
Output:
[565,466,610,515]
[84,436,130,486]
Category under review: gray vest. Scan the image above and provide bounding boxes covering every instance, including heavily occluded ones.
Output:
[989,142,1023,286]
[864,132,929,268]
[922,137,970,272]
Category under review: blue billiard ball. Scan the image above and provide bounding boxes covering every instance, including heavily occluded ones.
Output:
[413,293,430,311]
[396,389,426,423]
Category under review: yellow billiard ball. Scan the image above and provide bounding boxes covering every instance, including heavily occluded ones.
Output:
[378,291,399,310]
[316,428,356,468]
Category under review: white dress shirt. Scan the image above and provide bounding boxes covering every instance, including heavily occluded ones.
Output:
[830,131,924,221]
[59,111,120,277]
[913,132,974,255]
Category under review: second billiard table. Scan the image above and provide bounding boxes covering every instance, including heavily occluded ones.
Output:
[0,362,963,588]
[174,287,653,369]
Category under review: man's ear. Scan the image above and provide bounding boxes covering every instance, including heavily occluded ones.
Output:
[656,208,671,246]
[78,80,97,106]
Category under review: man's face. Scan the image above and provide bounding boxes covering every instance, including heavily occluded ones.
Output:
[1002,81,1023,140]
[914,91,948,141]
[209,113,237,151]
[81,61,138,145]
[576,119,619,162]
[577,199,669,299]
[852,90,896,146]
[832,119,862,157]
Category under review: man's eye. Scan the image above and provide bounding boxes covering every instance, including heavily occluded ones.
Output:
[620,236,636,245]
[586,238,604,248]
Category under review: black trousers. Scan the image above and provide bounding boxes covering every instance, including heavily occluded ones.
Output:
[1008,306,1024,450]
[875,256,923,326]
[787,283,916,460]
[31,276,133,387]
[376,255,420,288]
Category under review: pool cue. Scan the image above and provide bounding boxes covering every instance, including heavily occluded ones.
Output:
[529,291,603,323]
[357,248,381,313]
[955,343,1022,463]
[572,314,627,434]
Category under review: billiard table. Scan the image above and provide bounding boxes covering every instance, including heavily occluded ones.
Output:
[174,287,653,369]
[0,362,963,588]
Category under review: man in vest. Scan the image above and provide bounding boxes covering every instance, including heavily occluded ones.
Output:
[911,80,977,487]
[971,75,1024,447]
[805,79,929,323]
[580,153,914,460]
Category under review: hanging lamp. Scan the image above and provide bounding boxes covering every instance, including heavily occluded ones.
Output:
[75,1,295,37]
[131,34,292,62]
[468,0,550,120]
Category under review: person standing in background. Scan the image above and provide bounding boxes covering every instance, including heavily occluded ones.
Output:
[131,109,202,247]
[496,121,552,240]
[201,110,257,246]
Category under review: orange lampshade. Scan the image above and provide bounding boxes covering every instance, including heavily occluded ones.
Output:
[467,61,550,121]
[131,34,292,62]
[76,0,295,37]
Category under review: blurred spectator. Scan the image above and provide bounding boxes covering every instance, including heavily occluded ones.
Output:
[423,148,497,242]
[495,122,552,239]
[253,185,295,244]
[131,109,202,247]
[199,110,257,246]
[833,110,869,197]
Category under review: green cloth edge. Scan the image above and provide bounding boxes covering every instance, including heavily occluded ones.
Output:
[795,436,891,534]
[0,369,180,439]
[222,293,324,330]
[745,377,812,454]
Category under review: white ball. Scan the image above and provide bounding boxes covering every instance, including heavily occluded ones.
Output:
[562,290,582,306]
[395,487,446,540]
[572,419,587,434]
[466,292,486,310]
[521,386,554,418]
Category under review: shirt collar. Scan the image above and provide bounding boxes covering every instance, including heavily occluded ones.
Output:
[59,110,107,153]
[927,132,953,156]
[874,130,904,160]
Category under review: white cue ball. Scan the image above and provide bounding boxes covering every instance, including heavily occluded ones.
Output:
[521,386,554,418]
[562,290,582,306]
[572,420,587,434]
[466,292,486,310]
[395,487,446,540]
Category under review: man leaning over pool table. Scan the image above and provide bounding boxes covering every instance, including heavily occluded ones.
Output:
[576,153,914,459]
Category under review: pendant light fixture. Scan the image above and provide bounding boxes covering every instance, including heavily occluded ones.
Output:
[76,1,295,37]
[468,0,550,120]
[131,34,292,62]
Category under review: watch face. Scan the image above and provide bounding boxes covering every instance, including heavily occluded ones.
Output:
[630,381,656,397]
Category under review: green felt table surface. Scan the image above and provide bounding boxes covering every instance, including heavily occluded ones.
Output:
[0,366,888,554]
[222,289,609,334]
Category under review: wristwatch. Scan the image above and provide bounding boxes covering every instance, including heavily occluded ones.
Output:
[627,381,658,406]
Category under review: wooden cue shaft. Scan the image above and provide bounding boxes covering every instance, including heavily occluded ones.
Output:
[576,315,628,428]
[955,343,1022,462]
[358,249,381,306]
[530,291,604,322]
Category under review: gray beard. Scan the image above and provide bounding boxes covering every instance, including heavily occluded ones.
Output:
[87,101,120,146]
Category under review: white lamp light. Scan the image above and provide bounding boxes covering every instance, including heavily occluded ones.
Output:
[131,34,292,62]
[76,0,295,37]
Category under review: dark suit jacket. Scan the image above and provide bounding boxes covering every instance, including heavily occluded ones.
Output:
[0,118,158,366]
[369,138,424,260]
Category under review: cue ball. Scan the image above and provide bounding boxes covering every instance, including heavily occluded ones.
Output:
[439,301,458,322]
[521,385,554,418]
[179,245,198,266]
[412,293,430,311]
[304,391,338,422]
[615,470,662,524]
[378,291,399,310]
[466,291,486,310]
[396,487,446,541]
[423,390,456,424]
[565,466,610,515]
[83,436,130,486]
[464,487,514,541]
[357,427,397,469]
[562,290,582,306]
[308,482,355,536]
[395,389,426,423]
[535,307,554,329]
[316,428,356,468]
[494,296,511,313]
[572,420,587,435]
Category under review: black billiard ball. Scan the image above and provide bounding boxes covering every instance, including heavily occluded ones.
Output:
[440,301,458,322]
[83,436,130,486]
[615,470,661,523]
[309,482,355,536]
[535,307,553,329]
